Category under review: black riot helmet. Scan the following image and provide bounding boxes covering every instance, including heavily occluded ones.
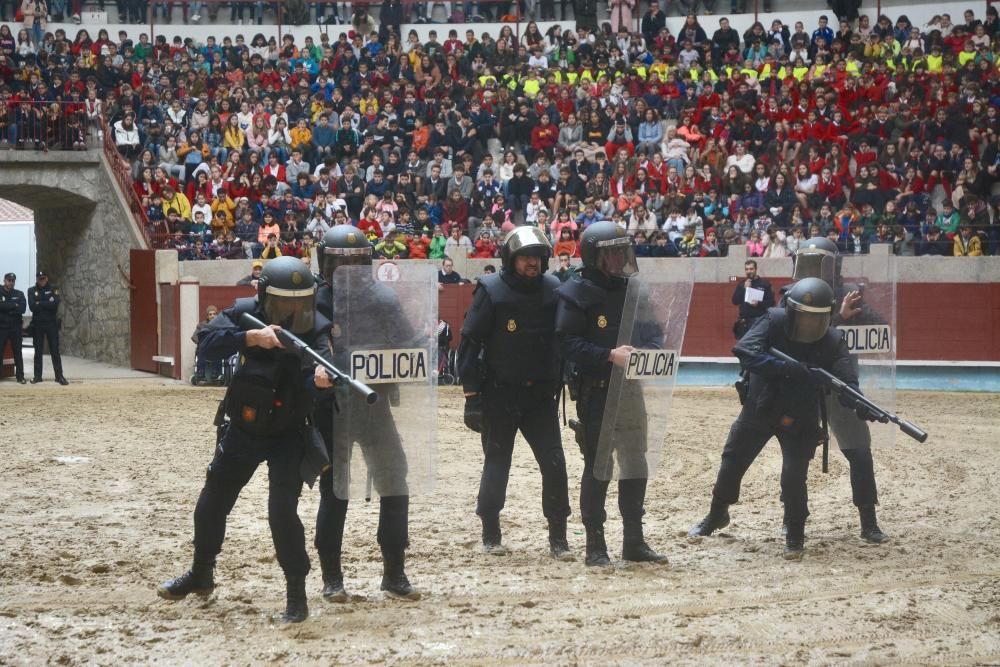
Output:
[320,224,373,284]
[792,236,838,286]
[500,226,552,273]
[580,221,638,279]
[784,277,835,344]
[257,256,317,335]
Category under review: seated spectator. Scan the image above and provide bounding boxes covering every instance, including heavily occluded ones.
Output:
[437,256,464,284]
[953,224,983,257]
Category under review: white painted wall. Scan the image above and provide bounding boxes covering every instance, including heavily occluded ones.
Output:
[0,221,36,288]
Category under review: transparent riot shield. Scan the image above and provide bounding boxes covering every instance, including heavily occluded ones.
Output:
[330,262,438,500]
[594,262,695,481]
[831,250,897,450]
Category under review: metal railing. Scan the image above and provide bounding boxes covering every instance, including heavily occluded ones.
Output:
[0,100,99,152]
[99,115,157,248]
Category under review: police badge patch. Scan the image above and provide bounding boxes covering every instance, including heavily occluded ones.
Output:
[597,315,608,328]
[506,319,517,332]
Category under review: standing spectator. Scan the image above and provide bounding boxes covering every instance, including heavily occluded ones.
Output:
[0,272,26,383]
[438,256,464,284]
[731,259,774,339]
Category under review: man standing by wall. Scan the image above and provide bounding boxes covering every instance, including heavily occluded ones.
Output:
[0,272,26,384]
[731,260,774,339]
[28,271,67,385]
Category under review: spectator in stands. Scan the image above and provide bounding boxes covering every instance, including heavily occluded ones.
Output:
[953,223,983,257]
[437,256,464,285]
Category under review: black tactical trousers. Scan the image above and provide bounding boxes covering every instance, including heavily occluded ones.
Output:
[315,416,410,559]
[32,322,63,380]
[711,411,817,527]
[193,426,309,577]
[577,383,647,530]
[315,467,410,557]
[828,396,879,507]
[0,326,24,380]
[477,381,570,522]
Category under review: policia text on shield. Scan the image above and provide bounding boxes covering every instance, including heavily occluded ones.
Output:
[240,313,377,404]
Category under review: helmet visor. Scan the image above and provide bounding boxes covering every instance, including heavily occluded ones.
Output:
[792,249,836,284]
[596,237,639,278]
[264,286,316,335]
[786,301,832,344]
[322,245,371,282]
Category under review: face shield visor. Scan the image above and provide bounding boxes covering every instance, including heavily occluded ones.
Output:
[322,245,372,283]
[785,298,832,344]
[595,236,639,279]
[792,247,836,285]
[263,285,316,335]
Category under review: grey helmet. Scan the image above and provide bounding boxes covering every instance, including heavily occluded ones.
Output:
[579,221,638,279]
[320,224,373,284]
[792,236,838,286]
[500,226,552,272]
[784,277,835,344]
[257,256,317,335]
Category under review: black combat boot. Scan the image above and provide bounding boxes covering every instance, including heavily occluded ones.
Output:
[157,559,215,600]
[859,505,889,543]
[783,522,805,560]
[319,555,348,603]
[381,551,421,600]
[688,501,731,537]
[281,576,308,623]
[482,516,508,555]
[548,518,572,561]
[584,527,611,567]
[622,523,668,563]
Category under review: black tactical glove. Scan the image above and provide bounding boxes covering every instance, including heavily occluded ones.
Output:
[464,394,483,433]
[837,392,860,410]
[783,361,822,386]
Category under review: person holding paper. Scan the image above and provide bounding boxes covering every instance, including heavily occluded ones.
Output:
[732,260,774,339]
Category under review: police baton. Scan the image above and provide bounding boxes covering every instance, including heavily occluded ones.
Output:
[239,313,378,405]
[768,347,928,444]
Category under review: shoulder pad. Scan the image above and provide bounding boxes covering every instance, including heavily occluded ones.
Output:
[224,297,261,325]
[556,276,605,310]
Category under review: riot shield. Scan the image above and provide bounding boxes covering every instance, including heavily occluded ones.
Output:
[831,250,897,450]
[330,262,438,500]
[594,261,694,481]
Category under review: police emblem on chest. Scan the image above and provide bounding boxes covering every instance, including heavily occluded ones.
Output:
[242,406,257,423]
[506,319,517,332]
[597,315,608,329]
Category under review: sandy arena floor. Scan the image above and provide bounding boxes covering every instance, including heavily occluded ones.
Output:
[0,381,998,666]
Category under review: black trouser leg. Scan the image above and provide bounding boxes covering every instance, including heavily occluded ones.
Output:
[47,326,63,378]
[315,465,349,560]
[828,396,878,506]
[2,328,24,379]
[840,446,878,507]
[476,386,519,520]
[32,328,45,380]
[777,438,816,527]
[711,414,773,506]
[267,445,310,578]
[619,478,647,525]
[578,386,610,529]
[518,386,570,521]
[377,495,409,554]
[192,430,261,563]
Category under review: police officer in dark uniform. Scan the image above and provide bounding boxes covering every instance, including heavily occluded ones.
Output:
[313,225,419,602]
[688,277,879,559]
[789,237,887,543]
[555,222,666,567]
[158,257,333,623]
[0,272,27,384]
[28,271,68,385]
[458,227,571,559]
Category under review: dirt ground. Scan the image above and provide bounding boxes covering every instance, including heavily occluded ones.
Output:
[0,381,998,666]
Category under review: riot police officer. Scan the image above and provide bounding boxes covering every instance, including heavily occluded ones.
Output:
[158,257,333,623]
[789,237,887,543]
[688,278,878,559]
[555,222,666,567]
[313,225,419,602]
[458,227,571,558]
[28,271,68,385]
[0,272,27,384]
